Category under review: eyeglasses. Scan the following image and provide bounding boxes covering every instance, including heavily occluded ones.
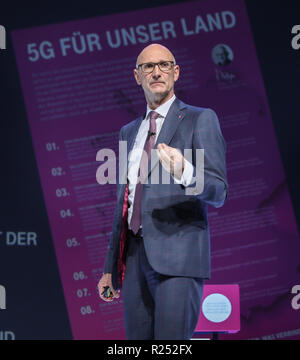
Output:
[137,61,175,74]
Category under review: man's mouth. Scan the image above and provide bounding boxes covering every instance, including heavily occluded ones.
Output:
[150,82,165,86]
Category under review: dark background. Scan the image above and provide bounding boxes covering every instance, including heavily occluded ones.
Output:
[0,0,299,339]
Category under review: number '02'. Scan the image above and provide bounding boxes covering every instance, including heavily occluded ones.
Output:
[291,25,300,50]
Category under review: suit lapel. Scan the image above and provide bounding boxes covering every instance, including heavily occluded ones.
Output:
[148,98,187,178]
[126,115,144,158]
[125,98,187,179]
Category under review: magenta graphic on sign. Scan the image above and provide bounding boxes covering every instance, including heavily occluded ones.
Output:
[12,0,300,339]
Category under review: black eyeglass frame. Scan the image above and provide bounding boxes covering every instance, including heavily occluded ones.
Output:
[136,61,176,73]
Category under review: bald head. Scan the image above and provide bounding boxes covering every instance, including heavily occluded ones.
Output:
[136,43,176,68]
[133,43,180,109]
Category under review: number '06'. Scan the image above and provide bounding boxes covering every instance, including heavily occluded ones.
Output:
[27,42,55,62]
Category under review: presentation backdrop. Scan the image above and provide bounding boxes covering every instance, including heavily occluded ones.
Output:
[10,0,300,339]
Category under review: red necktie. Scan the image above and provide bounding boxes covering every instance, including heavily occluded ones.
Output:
[130,111,159,234]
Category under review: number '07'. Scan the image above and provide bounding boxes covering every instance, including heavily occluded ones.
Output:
[27,41,55,62]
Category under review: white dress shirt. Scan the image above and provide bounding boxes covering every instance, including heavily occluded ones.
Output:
[127,95,194,229]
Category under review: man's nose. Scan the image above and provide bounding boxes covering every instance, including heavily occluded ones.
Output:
[152,64,162,78]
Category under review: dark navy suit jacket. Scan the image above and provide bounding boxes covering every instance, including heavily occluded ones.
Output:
[104,98,228,290]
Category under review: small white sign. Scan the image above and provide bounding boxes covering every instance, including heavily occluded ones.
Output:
[202,293,232,323]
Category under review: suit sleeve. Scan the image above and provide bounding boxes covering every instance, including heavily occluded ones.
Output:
[184,108,228,208]
[103,127,124,274]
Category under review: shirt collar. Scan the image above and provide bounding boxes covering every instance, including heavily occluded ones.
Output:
[145,94,176,120]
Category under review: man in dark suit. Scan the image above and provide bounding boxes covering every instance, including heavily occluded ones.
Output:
[98,43,228,340]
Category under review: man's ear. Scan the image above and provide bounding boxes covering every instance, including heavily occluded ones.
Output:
[174,65,180,83]
[134,69,142,85]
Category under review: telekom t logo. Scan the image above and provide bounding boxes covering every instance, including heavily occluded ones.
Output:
[0,25,6,50]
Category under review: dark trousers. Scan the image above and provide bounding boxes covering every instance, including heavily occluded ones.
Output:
[122,230,204,340]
